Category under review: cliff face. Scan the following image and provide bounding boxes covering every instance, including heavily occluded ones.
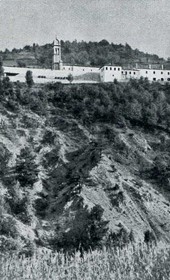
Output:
[1,83,170,254]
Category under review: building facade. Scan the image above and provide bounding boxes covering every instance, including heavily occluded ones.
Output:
[100,65,170,83]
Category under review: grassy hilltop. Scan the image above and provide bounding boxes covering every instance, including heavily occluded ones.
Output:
[1,76,170,278]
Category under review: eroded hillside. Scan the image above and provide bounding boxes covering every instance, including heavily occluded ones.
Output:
[1,78,170,254]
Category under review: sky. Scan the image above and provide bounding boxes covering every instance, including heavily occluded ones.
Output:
[0,0,170,58]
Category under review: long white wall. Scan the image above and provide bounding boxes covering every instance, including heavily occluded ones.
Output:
[4,66,72,83]
[4,66,99,84]
[5,65,170,84]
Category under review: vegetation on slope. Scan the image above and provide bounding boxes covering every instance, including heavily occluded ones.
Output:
[1,76,170,258]
[1,39,169,69]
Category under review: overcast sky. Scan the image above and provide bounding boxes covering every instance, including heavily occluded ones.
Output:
[0,0,170,58]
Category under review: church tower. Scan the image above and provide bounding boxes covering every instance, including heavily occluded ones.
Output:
[53,36,63,70]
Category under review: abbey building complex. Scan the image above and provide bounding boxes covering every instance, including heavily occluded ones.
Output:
[3,37,170,84]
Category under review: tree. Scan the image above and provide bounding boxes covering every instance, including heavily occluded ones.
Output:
[98,39,109,46]
[15,147,39,188]
[55,202,109,253]
[25,70,34,88]
[0,57,4,80]
[67,73,73,84]
[17,61,26,68]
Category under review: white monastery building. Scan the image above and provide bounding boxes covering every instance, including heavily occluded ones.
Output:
[100,66,170,83]
[3,37,170,84]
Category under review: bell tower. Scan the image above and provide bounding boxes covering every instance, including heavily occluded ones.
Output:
[53,36,63,70]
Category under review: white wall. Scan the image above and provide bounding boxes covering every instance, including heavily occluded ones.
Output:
[100,66,122,82]
[122,69,140,80]
[4,66,99,84]
[138,69,170,82]
[5,65,170,84]
[100,66,170,83]
[4,66,72,84]
[62,65,100,75]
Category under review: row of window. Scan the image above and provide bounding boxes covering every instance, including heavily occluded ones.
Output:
[147,71,170,75]
[153,78,170,81]
[63,67,71,70]
[122,71,170,76]
[122,71,137,75]
[63,67,93,72]
[105,67,121,71]
[55,77,67,80]
[37,76,67,80]
[104,68,170,75]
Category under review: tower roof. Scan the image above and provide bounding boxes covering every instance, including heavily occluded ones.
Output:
[54,36,60,45]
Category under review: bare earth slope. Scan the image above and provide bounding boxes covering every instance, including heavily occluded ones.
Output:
[1,90,170,254]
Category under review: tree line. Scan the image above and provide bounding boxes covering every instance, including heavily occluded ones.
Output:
[0,39,167,69]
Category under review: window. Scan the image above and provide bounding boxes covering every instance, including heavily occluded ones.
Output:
[122,71,124,74]
[38,76,46,78]
[125,71,127,74]
[118,68,120,71]
[106,67,108,70]
[161,72,163,74]
[153,78,156,81]
[167,78,170,81]
[134,72,136,75]
[168,72,170,75]
[146,71,148,74]
[129,72,131,74]
[110,67,112,70]
[114,68,116,71]
[112,74,114,77]
[161,78,164,81]
[153,71,155,74]
[6,72,19,76]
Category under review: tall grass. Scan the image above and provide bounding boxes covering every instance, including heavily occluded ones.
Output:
[0,242,170,280]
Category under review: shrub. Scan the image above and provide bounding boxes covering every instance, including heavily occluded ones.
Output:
[41,129,56,145]
[54,203,109,253]
[67,73,73,84]
[15,147,39,188]
[25,70,34,88]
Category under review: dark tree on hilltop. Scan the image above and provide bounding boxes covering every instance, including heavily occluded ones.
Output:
[26,70,34,88]
[15,147,39,188]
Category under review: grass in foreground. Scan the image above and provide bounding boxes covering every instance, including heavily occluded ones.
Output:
[0,242,170,280]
